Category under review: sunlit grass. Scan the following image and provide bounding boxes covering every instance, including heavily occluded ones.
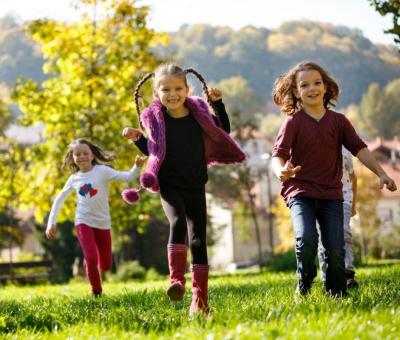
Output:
[0,262,399,339]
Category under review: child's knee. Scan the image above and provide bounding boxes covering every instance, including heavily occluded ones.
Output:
[84,256,98,268]
[296,235,318,252]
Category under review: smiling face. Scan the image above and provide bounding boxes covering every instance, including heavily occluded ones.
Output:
[71,143,94,172]
[155,74,189,116]
[294,69,327,113]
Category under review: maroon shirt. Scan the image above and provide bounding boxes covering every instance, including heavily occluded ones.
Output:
[272,109,367,203]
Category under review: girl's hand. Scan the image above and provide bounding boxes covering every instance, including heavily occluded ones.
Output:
[122,127,142,141]
[209,88,222,101]
[278,162,301,182]
[379,174,397,191]
[135,155,147,167]
[46,224,57,240]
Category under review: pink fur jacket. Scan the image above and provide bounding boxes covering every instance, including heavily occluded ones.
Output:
[122,96,246,204]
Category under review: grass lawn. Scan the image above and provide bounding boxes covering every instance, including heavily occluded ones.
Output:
[0,261,399,339]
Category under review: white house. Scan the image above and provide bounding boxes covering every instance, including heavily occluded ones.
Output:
[365,137,400,228]
[209,134,282,271]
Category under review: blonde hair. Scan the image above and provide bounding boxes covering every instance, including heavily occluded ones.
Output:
[272,61,340,115]
[134,64,218,127]
[62,138,115,172]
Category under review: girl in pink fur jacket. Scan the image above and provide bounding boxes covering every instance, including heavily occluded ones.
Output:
[122,64,245,316]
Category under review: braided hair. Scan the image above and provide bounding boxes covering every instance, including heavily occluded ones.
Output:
[133,64,220,126]
[134,72,154,129]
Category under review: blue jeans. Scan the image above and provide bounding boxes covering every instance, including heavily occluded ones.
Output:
[288,197,346,295]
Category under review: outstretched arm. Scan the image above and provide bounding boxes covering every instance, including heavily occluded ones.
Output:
[272,156,302,182]
[356,147,397,191]
[209,88,230,133]
[105,155,146,182]
[46,179,74,239]
[122,127,149,155]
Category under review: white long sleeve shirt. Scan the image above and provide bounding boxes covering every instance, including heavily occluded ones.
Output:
[48,164,140,229]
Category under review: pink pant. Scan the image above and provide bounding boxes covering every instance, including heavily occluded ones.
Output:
[76,224,112,294]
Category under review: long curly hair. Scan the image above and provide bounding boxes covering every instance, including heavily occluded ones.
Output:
[272,61,340,115]
[62,138,115,172]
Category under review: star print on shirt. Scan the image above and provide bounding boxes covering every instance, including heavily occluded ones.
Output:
[79,183,98,197]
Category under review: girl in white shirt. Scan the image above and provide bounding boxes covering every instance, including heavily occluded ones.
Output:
[46,138,145,296]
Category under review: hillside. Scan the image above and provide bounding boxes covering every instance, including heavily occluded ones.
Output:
[160,21,400,107]
[0,16,46,86]
[1,16,399,107]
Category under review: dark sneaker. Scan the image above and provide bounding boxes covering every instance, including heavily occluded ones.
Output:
[346,278,359,289]
[345,271,359,289]
[294,279,313,302]
[296,279,313,295]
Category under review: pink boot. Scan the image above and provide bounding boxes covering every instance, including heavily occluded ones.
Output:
[166,243,187,301]
[189,264,210,316]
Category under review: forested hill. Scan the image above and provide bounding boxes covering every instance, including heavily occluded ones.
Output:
[1,16,399,107]
[160,21,400,107]
[0,16,46,85]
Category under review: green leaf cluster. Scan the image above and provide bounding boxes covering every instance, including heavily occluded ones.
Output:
[11,0,166,230]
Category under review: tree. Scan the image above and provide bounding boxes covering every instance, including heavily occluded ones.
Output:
[0,101,11,135]
[206,77,272,264]
[260,113,285,140]
[10,0,166,269]
[208,76,264,128]
[271,196,293,253]
[358,79,400,138]
[353,161,381,259]
[368,0,400,46]
[0,15,46,85]
[165,21,400,107]
[0,101,27,256]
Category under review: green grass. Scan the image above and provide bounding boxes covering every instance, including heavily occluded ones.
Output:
[0,262,399,339]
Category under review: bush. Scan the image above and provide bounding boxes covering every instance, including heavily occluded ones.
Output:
[114,261,146,281]
[263,250,297,272]
[379,224,400,259]
[145,267,164,281]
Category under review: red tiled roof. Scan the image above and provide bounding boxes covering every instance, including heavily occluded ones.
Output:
[364,137,400,199]
[366,137,400,152]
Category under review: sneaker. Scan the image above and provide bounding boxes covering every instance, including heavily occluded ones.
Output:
[296,279,313,295]
[294,279,313,302]
[345,271,359,289]
[346,278,359,289]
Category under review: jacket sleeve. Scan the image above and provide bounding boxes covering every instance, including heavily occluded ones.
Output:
[212,99,231,133]
[134,135,149,155]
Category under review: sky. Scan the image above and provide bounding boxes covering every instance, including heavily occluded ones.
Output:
[0,0,397,46]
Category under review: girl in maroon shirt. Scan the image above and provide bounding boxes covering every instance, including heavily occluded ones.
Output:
[271,61,397,298]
